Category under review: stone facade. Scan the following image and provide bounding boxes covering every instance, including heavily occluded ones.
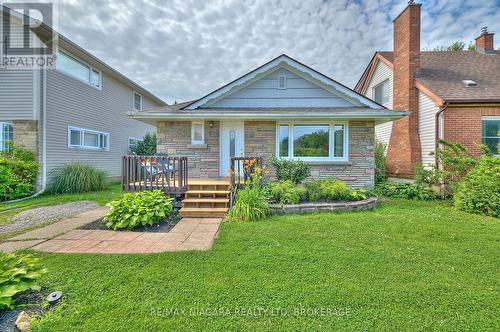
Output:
[157,121,220,178]
[13,120,38,156]
[157,120,376,188]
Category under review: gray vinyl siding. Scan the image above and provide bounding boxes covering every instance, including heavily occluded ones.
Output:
[45,67,158,181]
[208,68,356,108]
[0,69,35,120]
[418,92,439,168]
[364,61,393,148]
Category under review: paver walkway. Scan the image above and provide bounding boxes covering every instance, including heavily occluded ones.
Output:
[0,207,222,253]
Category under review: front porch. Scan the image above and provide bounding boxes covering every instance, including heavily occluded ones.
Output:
[122,156,260,218]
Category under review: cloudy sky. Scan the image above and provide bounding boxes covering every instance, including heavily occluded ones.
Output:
[54,0,500,104]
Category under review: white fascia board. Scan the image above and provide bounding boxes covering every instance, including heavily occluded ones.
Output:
[129,111,407,121]
[186,55,383,110]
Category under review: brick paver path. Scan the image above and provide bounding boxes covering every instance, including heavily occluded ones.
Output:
[1,214,221,253]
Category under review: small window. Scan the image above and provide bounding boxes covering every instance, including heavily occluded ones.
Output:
[278,125,289,157]
[482,117,500,155]
[128,137,141,151]
[91,69,101,88]
[373,79,390,105]
[133,92,142,111]
[68,126,109,150]
[278,75,287,89]
[191,121,204,145]
[57,50,102,89]
[0,122,13,151]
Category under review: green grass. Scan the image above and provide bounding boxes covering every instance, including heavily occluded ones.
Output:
[29,199,499,331]
[0,183,123,227]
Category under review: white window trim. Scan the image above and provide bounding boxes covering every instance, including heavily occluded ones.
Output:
[133,91,143,111]
[68,126,110,151]
[482,116,500,155]
[277,75,287,89]
[275,121,349,162]
[57,50,102,90]
[191,121,205,145]
[0,122,13,152]
[372,79,389,105]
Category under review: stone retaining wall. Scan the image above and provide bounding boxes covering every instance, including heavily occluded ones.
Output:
[270,197,379,214]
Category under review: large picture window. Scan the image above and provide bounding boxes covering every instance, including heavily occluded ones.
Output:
[276,122,348,161]
[68,126,109,150]
[482,117,500,155]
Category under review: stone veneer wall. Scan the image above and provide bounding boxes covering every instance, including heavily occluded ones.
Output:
[244,120,375,188]
[13,120,38,155]
[157,121,220,178]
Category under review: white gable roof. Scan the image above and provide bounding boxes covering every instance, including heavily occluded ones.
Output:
[186,54,383,110]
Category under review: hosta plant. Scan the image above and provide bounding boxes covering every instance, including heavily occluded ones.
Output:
[104,190,173,230]
[0,252,47,309]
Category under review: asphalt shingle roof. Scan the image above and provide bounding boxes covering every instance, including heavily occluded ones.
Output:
[378,51,500,102]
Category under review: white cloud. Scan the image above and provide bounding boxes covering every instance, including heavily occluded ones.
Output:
[56,0,500,104]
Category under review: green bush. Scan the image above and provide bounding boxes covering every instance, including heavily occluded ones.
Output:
[131,132,157,156]
[0,252,47,309]
[270,157,311,184]
[375,140,387,185]
[305,179,351,201]
[349,189,374,201]
[50,162,108,194]
[454,156,500,217]
[0,146,38,201]
[228,186,269,222]
[269,180,306,204]
[414,163,441,186]
[378,182,437,200]
[104,190,173,230]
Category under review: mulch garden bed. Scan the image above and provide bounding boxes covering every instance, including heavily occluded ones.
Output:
[78,214,180,233]
[0,290,47,332]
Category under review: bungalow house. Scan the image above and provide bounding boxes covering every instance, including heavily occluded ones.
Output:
[355,1,500,178]
[128,54,407,189]
[0,6,166,191]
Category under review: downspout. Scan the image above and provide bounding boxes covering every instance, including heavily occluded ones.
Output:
[7,67,47,202]
[434,102,449,170]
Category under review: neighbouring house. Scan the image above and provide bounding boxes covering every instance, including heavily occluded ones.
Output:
[355,1,500,178]
[0,6,166,190]
[128,54,407,188]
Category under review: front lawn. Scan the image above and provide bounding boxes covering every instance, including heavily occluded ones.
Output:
[32,199,498,331]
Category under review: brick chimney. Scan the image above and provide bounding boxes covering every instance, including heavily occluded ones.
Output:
[475,27,495,54]
[386,0,422,178]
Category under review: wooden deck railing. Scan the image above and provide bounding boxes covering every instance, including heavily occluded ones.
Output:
[122,156,188,195]
[229,156,263,207]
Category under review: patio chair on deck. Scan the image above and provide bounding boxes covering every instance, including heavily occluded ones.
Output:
[154,153,178,180]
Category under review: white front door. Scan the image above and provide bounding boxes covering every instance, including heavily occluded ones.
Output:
[220,121,245,177]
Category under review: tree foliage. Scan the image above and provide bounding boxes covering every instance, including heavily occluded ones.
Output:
[131,132,157,156]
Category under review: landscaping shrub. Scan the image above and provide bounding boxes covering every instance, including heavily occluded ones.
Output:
[378,182,437,200]
[228,186,269,222]
[454,156,500,217]
[375,140,387,185]
[131,132,157,156]
[50,162,108,194]
[349,189,374,201]
[414,163,441,186]
[0,146,38,201]
[104,190,173,230]
[269,180,306,205]
[0,252,47,309]
[305,179,351,201]
[270,156,310,184]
